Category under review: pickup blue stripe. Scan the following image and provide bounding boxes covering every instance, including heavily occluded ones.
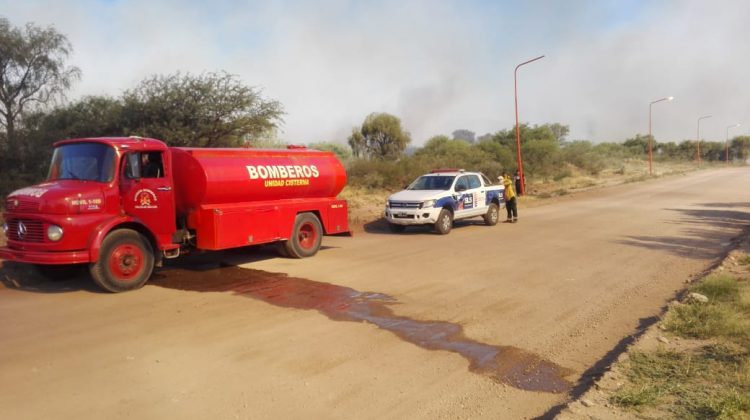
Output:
[435,196,456,210]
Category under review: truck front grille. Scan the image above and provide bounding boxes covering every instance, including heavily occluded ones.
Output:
[6,218,45,243]
[389,201,420,209]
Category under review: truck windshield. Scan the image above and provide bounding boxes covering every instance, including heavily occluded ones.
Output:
[47,143,117,182]
[407,175,455,191]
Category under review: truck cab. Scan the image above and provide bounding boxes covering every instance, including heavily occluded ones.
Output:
[384,169,504,234]
[1,137,177,291]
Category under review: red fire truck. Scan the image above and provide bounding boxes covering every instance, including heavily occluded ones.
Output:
[0,137,349,292]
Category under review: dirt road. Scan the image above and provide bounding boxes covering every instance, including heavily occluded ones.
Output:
[1,167,749,419]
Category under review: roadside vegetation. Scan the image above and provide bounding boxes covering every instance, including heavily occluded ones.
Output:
[610,261,750,419]
[2,16,750,202]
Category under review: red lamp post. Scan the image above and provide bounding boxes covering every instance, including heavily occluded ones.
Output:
[514,55,545,195]
[648,96,673,176]
[696,115,711,164]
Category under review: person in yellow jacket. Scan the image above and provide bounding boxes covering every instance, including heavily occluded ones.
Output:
[500,173,518,223]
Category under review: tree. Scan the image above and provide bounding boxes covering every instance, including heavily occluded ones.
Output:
[416,135,501,177]
[701,141,724,162]
[731,136,750,162]
[348,128,365,158]
[26,95,124,139]
[0,17,80,158]
[308,141,352,161]
[451,129,475,143]
[349,112,410,160]
[546,123,569,143]
[561,140,604,174]
[121,71,283,147]
[476,137,514,171]
[623,134,650,156]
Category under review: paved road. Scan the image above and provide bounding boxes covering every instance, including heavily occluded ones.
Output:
[1,167,748,419]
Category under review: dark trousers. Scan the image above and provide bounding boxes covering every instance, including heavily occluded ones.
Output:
[506,197,518,219]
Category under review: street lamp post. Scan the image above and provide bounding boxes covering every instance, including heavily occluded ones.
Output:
[648,96,674,176]
[514,54,545,195]
[696,115,711,164]
[726,123,740,164]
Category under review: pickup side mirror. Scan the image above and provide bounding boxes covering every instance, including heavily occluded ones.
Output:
[455,185,467,192]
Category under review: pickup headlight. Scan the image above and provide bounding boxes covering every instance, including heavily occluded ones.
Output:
[47,225,63,242]
[2,222,7,235]
[385,199,391,208]
[420,199,436,209]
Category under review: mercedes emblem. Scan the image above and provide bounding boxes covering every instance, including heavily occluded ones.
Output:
[17,221,27,239]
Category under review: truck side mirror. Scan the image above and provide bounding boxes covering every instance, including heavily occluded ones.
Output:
[455,185,466,192]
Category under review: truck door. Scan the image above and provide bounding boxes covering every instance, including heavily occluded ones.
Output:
[453,175,475,218]
[119,151,176,245]
[468,174,486,216]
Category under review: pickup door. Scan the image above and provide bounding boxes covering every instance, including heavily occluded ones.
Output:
[454,174,487,218]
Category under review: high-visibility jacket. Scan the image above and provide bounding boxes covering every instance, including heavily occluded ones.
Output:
[503,176,516,201]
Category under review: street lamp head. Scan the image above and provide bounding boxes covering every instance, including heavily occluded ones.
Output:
[650,96,674,105]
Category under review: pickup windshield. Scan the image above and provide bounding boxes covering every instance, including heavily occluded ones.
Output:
[407,175,455,191]
[47,143,117,182]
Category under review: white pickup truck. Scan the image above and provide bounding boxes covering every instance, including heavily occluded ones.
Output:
[384,169,505,234]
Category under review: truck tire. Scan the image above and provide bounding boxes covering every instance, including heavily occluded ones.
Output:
[274,241,290,258]
[90,229,154,293]
[284,213,323,258]
[388,223,405,233]
[434,209,453,235]
[34,264,85,280]
[483,203,500,226]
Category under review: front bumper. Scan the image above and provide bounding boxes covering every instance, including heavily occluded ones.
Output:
[384,206,442,226]
[0,246,90,265]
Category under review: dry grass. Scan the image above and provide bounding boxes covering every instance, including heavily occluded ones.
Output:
[610,263,750,419]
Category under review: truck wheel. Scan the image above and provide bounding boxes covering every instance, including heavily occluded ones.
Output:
[275,241,290,258]
[90,229,154,293]
[388,223,405,233]
[434,209,453,235]
[483,203,500,226]
[34,264,85,280]
[284,213,323,258]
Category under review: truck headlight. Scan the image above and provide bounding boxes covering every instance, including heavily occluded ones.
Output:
[47,225,63,242]
[385,199,391,208]
[2,222,7,235]
[420,200,435,209]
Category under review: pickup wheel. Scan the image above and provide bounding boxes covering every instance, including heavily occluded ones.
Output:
[90,229,154,293]
[284,212,323,258]
[434,209,453,235]
[388,223,406,233]
[483,203,500,226]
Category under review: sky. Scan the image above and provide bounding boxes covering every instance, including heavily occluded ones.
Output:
[2,0,750,146]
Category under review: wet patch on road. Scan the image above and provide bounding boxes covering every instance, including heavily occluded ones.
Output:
[152,265,573,393]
